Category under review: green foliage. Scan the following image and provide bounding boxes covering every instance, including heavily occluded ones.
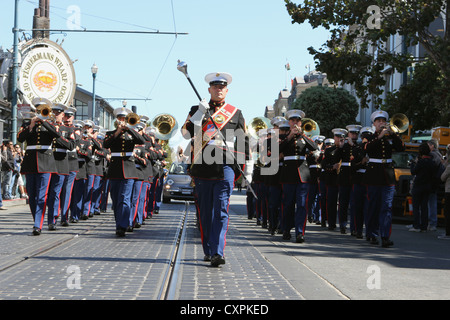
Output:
[383,59,450,129]
[285,0,449,111]
[292,86,359,137]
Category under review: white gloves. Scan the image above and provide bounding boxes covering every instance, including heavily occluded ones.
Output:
[189,99,210,126]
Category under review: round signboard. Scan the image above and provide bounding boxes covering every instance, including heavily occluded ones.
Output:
[18,39,76,106]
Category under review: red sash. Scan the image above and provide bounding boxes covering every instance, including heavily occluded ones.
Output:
[192,103,237,163]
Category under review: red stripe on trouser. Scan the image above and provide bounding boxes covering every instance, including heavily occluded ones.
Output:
[39,176,52,229]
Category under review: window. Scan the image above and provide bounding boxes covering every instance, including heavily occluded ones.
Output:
[74,99,89,121]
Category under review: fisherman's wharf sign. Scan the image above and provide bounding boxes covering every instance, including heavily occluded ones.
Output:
[18,39,76,106]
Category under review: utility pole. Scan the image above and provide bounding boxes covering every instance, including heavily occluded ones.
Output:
[11,0,20,144]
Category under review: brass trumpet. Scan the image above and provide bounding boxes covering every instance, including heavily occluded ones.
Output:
[125,112,141,128]
[36,105,54,121]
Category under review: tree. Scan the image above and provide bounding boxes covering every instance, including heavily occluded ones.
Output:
[285,0,450,123]
[292,86,359,137]
[383,59,450,130]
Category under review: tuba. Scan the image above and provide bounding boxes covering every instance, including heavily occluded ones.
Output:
[151,114,178,140]
[247,117,273,140]
[389,113,409,134]
[301,118,320,137]
[36,105,54,121]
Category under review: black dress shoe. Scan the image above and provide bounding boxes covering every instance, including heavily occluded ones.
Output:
[134,223,141,229]
[211,254,225,267]
[296,234,305,243]
[60,221,69,227]
[81,215,88,220]
[282,231,291,240]
[203,255,211,262]
[115,229,126,237]
[369,237,379,245]
[381,238,394,248]
[48,224,57,231]
[340,227,346,234]
[32,227,41,236]
[126,226,134,232]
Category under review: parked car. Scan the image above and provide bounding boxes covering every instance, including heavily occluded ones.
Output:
[162,162,194,203]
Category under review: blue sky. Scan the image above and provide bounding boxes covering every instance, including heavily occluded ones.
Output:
[1,0,330,149]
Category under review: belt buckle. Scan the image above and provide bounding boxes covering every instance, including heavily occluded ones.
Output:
[121,152,126,157]
[381,159,387,164]
[36,145,42,150]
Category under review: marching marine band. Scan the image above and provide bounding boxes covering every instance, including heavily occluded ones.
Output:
[16,81,406,255]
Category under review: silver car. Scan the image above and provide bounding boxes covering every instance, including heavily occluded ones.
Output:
[162,162,195,203]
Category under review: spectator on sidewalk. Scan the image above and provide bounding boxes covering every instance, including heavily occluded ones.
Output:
[0,143,6,210]
[409,142,435,232]
[440,145,450,240]
[427,139,444,231]
[11,144,27,199]
[1,140,15,200]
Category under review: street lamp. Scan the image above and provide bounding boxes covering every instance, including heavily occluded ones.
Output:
[91,63,98,123]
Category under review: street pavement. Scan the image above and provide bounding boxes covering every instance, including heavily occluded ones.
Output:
[0,191,449,301]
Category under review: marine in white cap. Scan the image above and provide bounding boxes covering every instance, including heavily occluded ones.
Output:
[363,109,405,247]
[279,108,319,242]
[181,70,248,267]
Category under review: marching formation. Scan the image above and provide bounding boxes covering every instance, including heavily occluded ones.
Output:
[246,109,405,248]
[17,97,168,237]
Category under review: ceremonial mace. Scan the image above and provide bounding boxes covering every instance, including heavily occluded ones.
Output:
[177,60,257,199]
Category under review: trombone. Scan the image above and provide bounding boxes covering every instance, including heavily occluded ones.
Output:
[380,113,409,134]
[301,118,320,137]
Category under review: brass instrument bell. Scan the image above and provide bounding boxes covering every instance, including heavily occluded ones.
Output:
[248,117,273,139]
[301,118,320,137]
[151,114,178,140]
[389,113,409,134]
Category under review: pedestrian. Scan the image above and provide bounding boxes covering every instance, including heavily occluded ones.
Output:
[181,72,248,267]
[409,142,435,232]
[439,145,450,240]
[0,143,6,211]
[363,110,405,247]
[427,139,444,231]
[103,107,145,237]
[1,140,15,200]
[279,109,319,243]
[11,144,27,199]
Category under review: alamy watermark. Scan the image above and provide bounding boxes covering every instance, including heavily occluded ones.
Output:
[366,265,381,290]
[66,5,82,30]
[366,4,394,30]
[66,265,82,290]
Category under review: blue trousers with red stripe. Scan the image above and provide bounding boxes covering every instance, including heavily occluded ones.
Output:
[47,173,66,225]
[25,173,52,230]
[367,185,395,240]
[194,165,234,257]
[60,171,77,223]
[281,182,309,237]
